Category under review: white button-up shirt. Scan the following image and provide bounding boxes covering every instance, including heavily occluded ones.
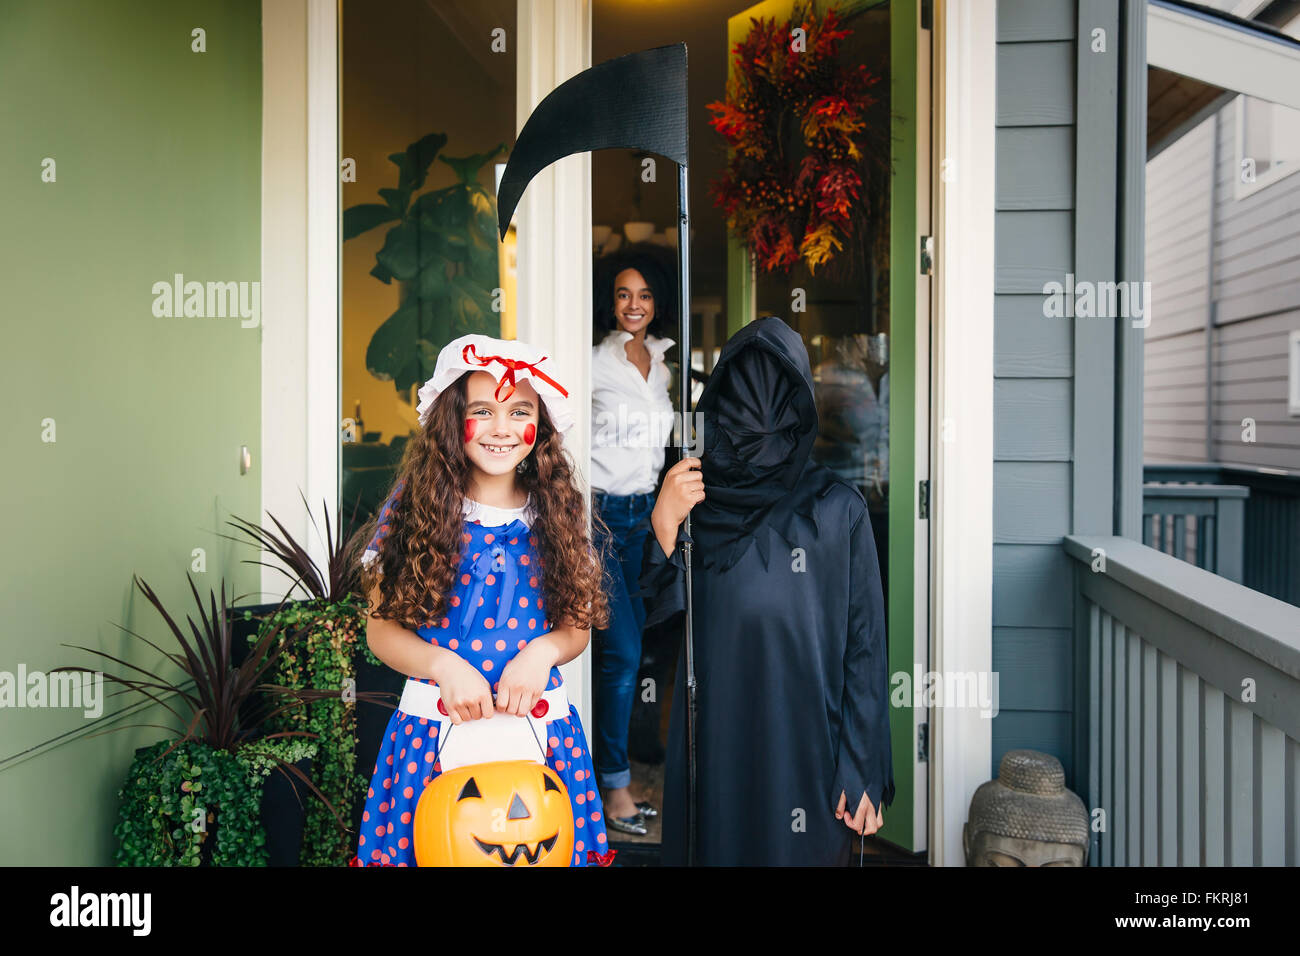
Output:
[590,330,675,495]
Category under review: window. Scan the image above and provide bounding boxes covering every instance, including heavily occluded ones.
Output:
[1233,93,1300,198]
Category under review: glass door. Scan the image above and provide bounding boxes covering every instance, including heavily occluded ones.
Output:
[723,0,929,855]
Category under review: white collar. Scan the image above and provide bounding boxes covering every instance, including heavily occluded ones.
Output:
[462,494,534,528]
[601,329,675,356]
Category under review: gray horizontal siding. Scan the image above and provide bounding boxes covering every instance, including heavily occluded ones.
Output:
[992,711,1076,783]
[996,42,1075,126]
[994,378,1073,459]
[996,127,1074,209]
[993,0,1084,787]
[1144,92,1300,472]
[1144,116,1213,342]
[995,462,1072,542]
[1145,327,1207,463]
[994,210,1073,292]
[994,294,1073,376]
[993,544,1074,628]
[995,0,1075,42]
[993,626,1074,708]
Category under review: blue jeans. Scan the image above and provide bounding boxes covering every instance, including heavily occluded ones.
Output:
[591,490,656,791]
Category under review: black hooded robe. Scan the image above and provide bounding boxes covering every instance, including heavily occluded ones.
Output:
[638,316,895,866]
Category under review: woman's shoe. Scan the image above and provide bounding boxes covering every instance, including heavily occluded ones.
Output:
[635,801,658,818]
[606,812,648,836]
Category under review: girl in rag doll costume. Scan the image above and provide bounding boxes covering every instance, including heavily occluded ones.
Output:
[348,334,616,867]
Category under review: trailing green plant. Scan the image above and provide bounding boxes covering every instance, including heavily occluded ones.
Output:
[343,132,506,394]
[53,575,348,866]
[114,736,317,866]
[245,597,372,866]
[227,492,396,865]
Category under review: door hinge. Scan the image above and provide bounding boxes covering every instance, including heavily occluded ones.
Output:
[920,234,934,275]
[917,721,929,763]
[918,479,930,519]
[921,0,933,31]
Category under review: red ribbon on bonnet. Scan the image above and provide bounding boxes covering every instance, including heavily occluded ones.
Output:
[463,343,570,403]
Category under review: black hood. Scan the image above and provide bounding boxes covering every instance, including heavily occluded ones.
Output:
[691,316,823,572]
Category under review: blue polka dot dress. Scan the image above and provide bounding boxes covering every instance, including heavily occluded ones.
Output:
[350,481,614,867]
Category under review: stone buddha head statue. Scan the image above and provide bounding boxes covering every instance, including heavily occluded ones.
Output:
[963,749,1089,867]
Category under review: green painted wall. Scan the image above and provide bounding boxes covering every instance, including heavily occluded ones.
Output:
[0,0,262,864]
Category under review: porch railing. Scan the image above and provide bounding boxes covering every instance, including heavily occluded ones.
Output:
[1141,483,1247,582]
[1064,535,1300,866]
[1145,463,1300,606]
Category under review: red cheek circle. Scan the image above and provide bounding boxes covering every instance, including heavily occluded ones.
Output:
[523,423,536,445]
[464,419,476,443]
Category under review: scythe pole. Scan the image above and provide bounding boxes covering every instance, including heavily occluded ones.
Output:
[676,160,698,868]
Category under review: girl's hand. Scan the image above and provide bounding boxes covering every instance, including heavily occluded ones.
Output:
[495,640,556,717]
[651,456,705,539]
[434,653,495,724]
[835,790,884,836]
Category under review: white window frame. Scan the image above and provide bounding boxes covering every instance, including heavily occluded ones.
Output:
[1233,93,1300,199]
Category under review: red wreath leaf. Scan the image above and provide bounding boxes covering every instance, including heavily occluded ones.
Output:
[708,0,880,274]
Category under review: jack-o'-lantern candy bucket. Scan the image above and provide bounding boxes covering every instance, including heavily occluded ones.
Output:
[413,760,575,867]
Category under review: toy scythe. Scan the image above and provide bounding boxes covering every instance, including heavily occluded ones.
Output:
[495,43,699,866]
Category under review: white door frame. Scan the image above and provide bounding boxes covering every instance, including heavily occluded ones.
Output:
[515,0,595,724]
[261,0,339,602]
[930,0,997,867]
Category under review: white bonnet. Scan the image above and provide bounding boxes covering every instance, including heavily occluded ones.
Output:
[415,333,575,435]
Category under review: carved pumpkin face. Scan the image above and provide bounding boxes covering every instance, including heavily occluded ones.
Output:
[413,760,574,867]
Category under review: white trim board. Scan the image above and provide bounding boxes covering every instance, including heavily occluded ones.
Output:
[930,0,996,868]
[516,0,594,726]
[1149,1,1300,111]
[261,0,340,603]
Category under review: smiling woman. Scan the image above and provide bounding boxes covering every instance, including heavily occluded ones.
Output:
[589,249,677,832]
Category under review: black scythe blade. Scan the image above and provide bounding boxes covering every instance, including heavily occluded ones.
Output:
[496,43,688,239]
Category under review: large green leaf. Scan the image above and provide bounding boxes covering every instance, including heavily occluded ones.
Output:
[447,273,496,337]
[389,132,449,194]
[465,187,501,286]
[374,220,447,282]
[438,143,506,185]
[342,203,400,241]
[377,187,411,217]
[366,300,430,392]
[359,134,511,392]
[413,258,453,301]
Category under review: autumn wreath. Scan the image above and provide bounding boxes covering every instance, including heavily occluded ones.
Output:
[708,1,887,275]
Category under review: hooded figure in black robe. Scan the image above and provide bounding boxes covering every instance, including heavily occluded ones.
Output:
[638,315,895,866]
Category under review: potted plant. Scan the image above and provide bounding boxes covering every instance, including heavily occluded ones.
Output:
[225,491,398,866]
[54,576,341,866]
[343,132,507,398]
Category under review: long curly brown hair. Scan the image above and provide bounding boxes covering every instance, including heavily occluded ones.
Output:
[359,371,611,634]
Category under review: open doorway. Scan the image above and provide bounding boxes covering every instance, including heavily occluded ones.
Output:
[589,0,928,863]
